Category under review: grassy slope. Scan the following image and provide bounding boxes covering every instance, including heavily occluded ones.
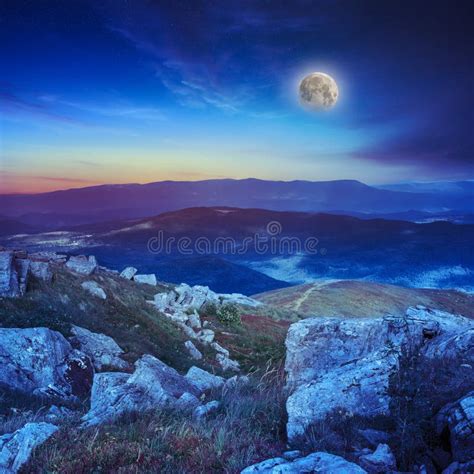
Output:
[0,264,289,473]
[253,279,474,319]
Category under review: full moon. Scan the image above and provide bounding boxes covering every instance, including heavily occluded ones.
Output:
[299,72,339,110]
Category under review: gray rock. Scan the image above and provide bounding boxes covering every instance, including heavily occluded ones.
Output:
[0,422,58,473]
[120,266,137,279]
[82,355,199,426]
[0,251,29,297]
[70,325,130,371]
[241,452,367,473]
[80,281,107,299]
[133,274,157,285]
[359,443,397,473]
[187,310,202,329]
[175,392,201,411]
[285,308,474,442]
[0,327,93,400]
[436,391,474,463]
[211,342,230,357]
[184,341,203,360]
[193,400,220,420]
[29,260,53,282]
[186,366,225,392]
[216,353,240,372]
[65,255,97,275]
[197,329,215,344]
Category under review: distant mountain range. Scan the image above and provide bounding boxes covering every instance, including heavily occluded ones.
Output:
[1,178,473,230]
[3,206,474,294]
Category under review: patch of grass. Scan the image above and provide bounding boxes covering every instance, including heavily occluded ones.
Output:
[23,370,287,474]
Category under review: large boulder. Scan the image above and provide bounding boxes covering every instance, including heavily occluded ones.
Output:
[0,327,93,400]
[0,250,29,297]
[70,325,130,371]
[0,422,58,473]
[82,354,200,426]
[65,255,97,275]
[241,451,367,473]
[436,391,474,464]
[285,307,474,442]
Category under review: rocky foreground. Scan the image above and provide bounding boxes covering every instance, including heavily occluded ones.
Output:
[0,248,473,473]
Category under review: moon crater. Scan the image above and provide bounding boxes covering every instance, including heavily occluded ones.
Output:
[299,72,338,110]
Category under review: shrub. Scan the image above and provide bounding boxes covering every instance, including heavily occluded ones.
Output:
[201,302,218,317]
[217,304,241,326]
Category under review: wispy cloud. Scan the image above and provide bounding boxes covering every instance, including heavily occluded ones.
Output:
[39,95,166,121]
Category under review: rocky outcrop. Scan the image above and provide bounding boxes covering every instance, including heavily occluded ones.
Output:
[0,422,58,473]
[436,391,474,464]
[120,266,137,279]
[69,325,129,371]
[241,451,367,473]
[151,283,249,369]
[65,255,98,275]
[285,307,474,442]
[133,274,157,285]
[82,355,201,426]
[0,250,29,297]
[0,327,93,400]
[80,281,107,299]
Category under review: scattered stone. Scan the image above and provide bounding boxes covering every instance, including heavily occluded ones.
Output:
[216,353,240,372]
[176,392,201,411]
[82,355,200,426]
[133,274,157,285]
[81,281,107,299]
[0,327,93,400]
[193,400,220,420]
[187,310,202,329]
[70,325,130,371]
[65,255,97,275]
[359,444,396,473]
[185,366,225,392]
[211,342,230,357]
[184,340,203,360]
[197,329,215,344]
[0,422,58,473]
[29,260,53,282]
[241,451,367,473]
[120,266,137,280]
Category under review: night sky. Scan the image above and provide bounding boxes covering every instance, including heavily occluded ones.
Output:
[1,0,473,193]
